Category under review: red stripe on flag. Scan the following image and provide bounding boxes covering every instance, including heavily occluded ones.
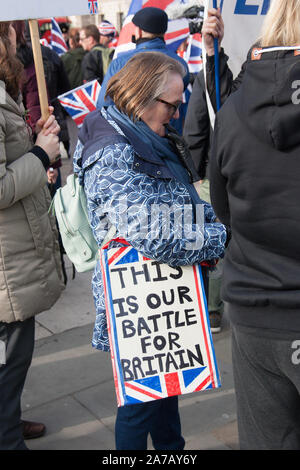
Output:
[74,114,87,127]
[125,382,162,400]
[102,237,130,250]
[193,266,215,388]
[116,22,135,46]
[108,246,128,265]
[52,34,68,49]
[194,374,211,392]
[59,100,84,111]
[165,28,189,41]
[92,84,98,102]
[143,0,174,9]
[76,89,97,112]
[165,372,181,397]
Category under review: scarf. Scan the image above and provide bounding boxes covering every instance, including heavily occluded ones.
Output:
[107,105,201,208]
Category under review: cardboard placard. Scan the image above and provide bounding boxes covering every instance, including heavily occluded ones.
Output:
[100,243,221,407]
[207,0,271,78]
[0,0,99,21]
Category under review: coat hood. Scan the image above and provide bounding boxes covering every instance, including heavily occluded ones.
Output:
[0,81,24,115]
[233,47,300,151]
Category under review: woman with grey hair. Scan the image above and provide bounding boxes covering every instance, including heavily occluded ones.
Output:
[74,51,227,450]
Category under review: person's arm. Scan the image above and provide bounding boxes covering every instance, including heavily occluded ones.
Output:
[183,71,211,179]
[209,117,230,227]
[0,110,60,210]
[80,142,227,265]
[205,50,246,111]
[202,7,245,111]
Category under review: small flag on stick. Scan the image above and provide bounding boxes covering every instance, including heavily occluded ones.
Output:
[51,18,68,56]
[58,80,101,127]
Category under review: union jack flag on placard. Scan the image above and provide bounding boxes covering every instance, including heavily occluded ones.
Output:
[58,80,101,127]
[100,242,221,407]
[88,0,99,14]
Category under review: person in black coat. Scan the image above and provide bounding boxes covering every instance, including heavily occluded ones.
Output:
[183,70,211,180]
[79,24,113,84]
[204,2,300,450]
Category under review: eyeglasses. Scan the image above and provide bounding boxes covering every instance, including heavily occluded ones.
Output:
[79,35,88,41]
[156,98,182,115]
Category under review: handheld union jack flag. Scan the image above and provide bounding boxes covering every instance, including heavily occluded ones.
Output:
[58,80,101,127]
[51,18,68,56]
[185,33,203,74]
[88,0,99,14]
[100,242,221,407]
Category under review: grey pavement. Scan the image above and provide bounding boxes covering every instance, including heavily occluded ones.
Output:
[21,119,239,451]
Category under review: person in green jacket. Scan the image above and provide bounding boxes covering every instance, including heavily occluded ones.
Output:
[61,28,86,89]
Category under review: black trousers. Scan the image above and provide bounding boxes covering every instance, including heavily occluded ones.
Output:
[0,317,35,450]
[232,324,300,449]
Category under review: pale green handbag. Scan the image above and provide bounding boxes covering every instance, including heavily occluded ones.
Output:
[52,174,115,272]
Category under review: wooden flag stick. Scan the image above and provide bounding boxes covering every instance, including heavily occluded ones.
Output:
[28,19,49,121]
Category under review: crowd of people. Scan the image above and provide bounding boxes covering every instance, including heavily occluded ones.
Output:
[1,0,300,452]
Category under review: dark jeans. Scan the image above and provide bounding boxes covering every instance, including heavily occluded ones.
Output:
[115,396,185,450]
[0,317,35,450]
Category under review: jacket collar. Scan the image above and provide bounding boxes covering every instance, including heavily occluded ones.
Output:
[135,37,166,51]
[78,110,174,179]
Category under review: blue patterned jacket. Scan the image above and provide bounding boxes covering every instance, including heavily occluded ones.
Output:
[73,109,226,351]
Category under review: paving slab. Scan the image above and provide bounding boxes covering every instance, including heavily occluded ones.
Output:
[35,267,94,338]
[211,420,239,450]
[23,324,113,410]
[23,395,114,450]
[22,314,238,450]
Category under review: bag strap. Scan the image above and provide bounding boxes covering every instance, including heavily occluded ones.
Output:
[100,225,117,249]
[81,134,128,167]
